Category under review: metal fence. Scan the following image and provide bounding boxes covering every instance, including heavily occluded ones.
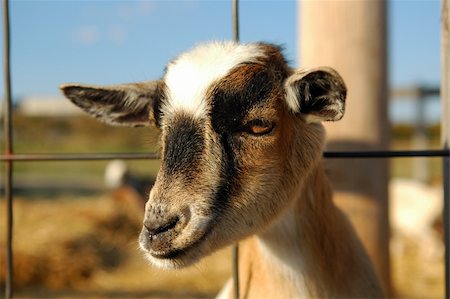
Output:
[1,0,449,298]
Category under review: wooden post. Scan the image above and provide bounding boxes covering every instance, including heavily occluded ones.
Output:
[440,0,450,297]
[413,94,429,182]
[299,0,390,292]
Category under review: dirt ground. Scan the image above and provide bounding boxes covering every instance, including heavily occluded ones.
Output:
[0,195,231,298]
[0,193,444,299]
[391,237,444,299]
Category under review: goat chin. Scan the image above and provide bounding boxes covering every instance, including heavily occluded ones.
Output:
[61,41,383,298]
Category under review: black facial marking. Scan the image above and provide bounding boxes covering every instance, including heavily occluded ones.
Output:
[210,133,238,216]
[210,66,274,135]
[163,116,204,176]
[208,65,278,215]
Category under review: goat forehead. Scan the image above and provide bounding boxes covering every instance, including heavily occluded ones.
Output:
[163,42,266,118]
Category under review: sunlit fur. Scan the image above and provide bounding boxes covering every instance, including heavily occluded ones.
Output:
[162,42,265,118]
[61,41,383,299]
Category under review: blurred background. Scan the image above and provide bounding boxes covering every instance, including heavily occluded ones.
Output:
[0,0,444,298]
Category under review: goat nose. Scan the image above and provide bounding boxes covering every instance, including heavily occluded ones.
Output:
[143,216,180,238]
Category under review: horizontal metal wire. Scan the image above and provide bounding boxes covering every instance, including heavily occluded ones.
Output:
[0,149,449,162]
[324,149,450,158]
[0,152,159,161]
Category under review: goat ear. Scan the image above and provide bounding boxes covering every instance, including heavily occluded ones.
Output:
[60,81,163,127]
[285,67,346,123]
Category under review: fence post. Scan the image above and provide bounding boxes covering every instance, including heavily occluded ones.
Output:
[2,0,14,298]
[413,93,429,182]
[231,1,240,298]
[441,0,450,298]
[299,0,390,293]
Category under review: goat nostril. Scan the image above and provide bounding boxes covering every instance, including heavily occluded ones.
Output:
[144,216,180,237]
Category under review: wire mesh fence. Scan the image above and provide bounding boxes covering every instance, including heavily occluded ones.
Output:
[1,0,449,298]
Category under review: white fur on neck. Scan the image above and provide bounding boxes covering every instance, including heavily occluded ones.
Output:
[163,41,266,118]
[257,208,309,297]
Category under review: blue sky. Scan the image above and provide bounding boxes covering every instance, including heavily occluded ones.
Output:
[0,0,441,101]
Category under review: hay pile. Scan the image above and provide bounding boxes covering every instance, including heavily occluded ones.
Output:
[391,236,444,299]
[1,191,445,298]
[0,194,230,298]
[0,195,142,291]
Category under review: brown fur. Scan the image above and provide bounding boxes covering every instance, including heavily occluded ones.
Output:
[220,92,383,298]
[60,42,383,299]
[235,163,383,298]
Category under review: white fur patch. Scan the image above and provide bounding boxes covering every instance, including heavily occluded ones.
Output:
[284,69,308,113]
[304,114,325,124]
[257,209,309,296]
[215,279,232,299]
[163,41,266,118]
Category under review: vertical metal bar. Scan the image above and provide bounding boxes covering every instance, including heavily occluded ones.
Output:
[444,156,450,299]
[2,0,14,298]
[2,0,14,297]
[231,1,240,298]
[232,245,239,299]
[232,0,239,43]
[441,0,450,298]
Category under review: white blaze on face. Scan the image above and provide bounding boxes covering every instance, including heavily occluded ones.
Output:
[162,41,266,118]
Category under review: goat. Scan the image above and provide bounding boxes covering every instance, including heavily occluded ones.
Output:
[103,159,152,212]
[61,41,383,298]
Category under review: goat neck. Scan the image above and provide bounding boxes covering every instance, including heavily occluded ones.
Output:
[237,162,384,299]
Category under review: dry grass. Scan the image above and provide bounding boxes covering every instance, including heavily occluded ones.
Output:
[391,237,444,299]
[0,193,445,298]
[0,195,231,298]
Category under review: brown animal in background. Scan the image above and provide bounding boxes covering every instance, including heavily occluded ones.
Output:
[61,41,383,299]
[104,159,154,212]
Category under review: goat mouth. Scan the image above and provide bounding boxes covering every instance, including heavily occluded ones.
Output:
[150,248,188,260]
[152,231,208,259]
[145,224,213,267]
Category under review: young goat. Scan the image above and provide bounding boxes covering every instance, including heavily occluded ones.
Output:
[61,41,383,298]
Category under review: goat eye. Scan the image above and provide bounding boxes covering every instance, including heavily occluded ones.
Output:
[246,119,274,136]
